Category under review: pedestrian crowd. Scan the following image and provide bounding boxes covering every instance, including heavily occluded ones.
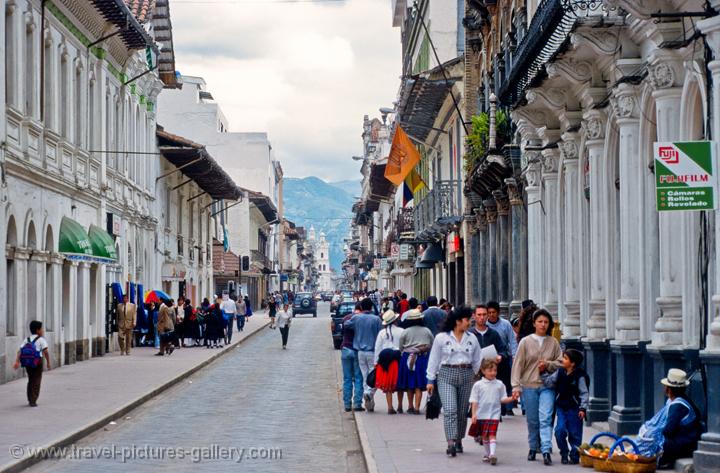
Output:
[147,293,254,356]
[338,290,702,468]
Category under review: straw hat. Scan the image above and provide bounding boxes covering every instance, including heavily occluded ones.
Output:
[405,309,424,321]
[661,368,690,388]
[382,310,399,326]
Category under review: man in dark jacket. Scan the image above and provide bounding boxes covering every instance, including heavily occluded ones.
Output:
[468,304,508,369]
[421,296,447,336]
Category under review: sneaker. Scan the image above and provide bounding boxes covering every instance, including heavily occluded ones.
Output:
[528,450,537,461]
[387,408,397,415]
[344,407,352,412]
[397,407,403,414]
[490,455,497,465]
[155,352,164,356]
[561,455,569,465]
[406,407,416,415]
[353,406,365,412]
[482,455,490,463]
[543,453,552,466]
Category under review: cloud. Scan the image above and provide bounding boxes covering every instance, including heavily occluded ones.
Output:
[170,0,401,181]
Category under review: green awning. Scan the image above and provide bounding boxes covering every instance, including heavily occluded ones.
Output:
[88,225,118,261]
[59,217,93,259]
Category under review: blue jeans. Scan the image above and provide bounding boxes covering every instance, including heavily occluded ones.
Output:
[522,387,555,453]
[236,314,245,331]
[341,347,363,408]
[555,407,583,460]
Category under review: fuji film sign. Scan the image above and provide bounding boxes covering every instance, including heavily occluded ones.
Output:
[654,141,718,212]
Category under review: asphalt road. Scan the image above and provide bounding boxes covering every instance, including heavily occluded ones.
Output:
[25,302,366,473]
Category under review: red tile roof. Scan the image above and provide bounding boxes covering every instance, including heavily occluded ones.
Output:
[125,0,155,23]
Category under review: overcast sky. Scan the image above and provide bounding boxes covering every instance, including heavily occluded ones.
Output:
[169,0,401,182]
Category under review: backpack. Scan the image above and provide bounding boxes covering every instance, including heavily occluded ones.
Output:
[19,336,42,368]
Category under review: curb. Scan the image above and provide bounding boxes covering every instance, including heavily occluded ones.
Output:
[353,410,379,473]
[1,318,269,473]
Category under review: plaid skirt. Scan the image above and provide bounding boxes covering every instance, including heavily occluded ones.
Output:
[468,419,500,438]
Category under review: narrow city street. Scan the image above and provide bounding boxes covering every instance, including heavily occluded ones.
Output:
[24,303,366,473]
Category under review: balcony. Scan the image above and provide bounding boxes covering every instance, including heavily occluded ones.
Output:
[251,249,271,272]
[413,180,462,241]
[396,208,415,240]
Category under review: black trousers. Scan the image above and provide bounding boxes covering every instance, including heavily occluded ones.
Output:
[26,365,43,405]
[279,326,290,346]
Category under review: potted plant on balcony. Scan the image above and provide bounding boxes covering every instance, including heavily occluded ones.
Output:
[464,109,511,174]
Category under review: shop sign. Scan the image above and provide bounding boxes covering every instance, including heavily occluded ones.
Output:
[654,141,717,211]
[380,258,389,270]
[399,244,410,260]
[390,243,400,258]
[107,212,121,236]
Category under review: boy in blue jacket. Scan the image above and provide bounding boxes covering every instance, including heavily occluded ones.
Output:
[544,348,589,465]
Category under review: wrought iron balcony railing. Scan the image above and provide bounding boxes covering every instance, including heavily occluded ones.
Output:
[251,249,271,270]
[413,180,462,241]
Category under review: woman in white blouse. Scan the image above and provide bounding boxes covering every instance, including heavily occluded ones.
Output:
[374,310,405,414]
[426,306,482,457]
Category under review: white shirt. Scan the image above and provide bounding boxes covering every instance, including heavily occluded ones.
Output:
[530,334,546,348]
[469,378,507,420]
[373,326,405,364]
[19,335,48,352]
[221,300,236,314]
[276,310,292,329]
[426,331,482,381]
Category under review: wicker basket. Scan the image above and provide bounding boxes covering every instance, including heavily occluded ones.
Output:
[607,437,657,473]
[579,452,595,468]
[593,458,615,472]
[610,457,657,473]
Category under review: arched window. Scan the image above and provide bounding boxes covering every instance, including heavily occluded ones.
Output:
[74,61,83,146]
[25,15,36,118]
[5,5,17,107]
[45,225,54,331]
[25,221,38,330]
[43,31,54,128]
[60,52,69,138]
[5,216,18,336]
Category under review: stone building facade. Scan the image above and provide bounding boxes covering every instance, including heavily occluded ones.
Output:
[0,0,176,382]
[467,1,720,469]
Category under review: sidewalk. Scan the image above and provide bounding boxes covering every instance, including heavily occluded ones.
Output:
[0,313,269,473]
[355,393,602,473]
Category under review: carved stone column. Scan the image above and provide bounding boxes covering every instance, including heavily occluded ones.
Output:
[583,109,613,423]
[689,16,720,471]
[63,260,79,365]
[484,200,498,302]
[524,159,543,303]
[76,261,91,361]
[11,247,30,337]
[475,208,488,304]
[559,133,582,339]
[506,178,527,316]
[49,253,64,363]
[607,83,647,435]
[493,190,511,315]
[540,146,560,317]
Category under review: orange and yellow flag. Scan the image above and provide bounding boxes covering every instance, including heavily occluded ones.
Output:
[384,125,421,186]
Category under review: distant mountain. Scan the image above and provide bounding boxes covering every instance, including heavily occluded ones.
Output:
[329,179,362,198]
[283,177,355,271]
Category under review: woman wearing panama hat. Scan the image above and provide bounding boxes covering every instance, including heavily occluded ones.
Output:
[397,309,434,415]
[635,368,702,467]
[373,310,405,414]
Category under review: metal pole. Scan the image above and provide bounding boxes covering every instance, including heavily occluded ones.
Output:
[172,178,194,191]
[155,156,203,181]
[211,200,242,217]
[187,191,207,202]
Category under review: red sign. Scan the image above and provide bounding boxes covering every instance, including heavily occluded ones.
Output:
[446,232,461,254]
[659,146,679,164]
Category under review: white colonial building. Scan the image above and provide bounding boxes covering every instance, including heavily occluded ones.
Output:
[307,227,333,292]
[0,0,180,382]
[157,75,280,307]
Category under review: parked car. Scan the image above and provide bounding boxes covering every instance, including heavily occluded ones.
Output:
[341,291,354,302]
[330,301,379,350]
[321,292,333,302]
[293,292,317,317]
